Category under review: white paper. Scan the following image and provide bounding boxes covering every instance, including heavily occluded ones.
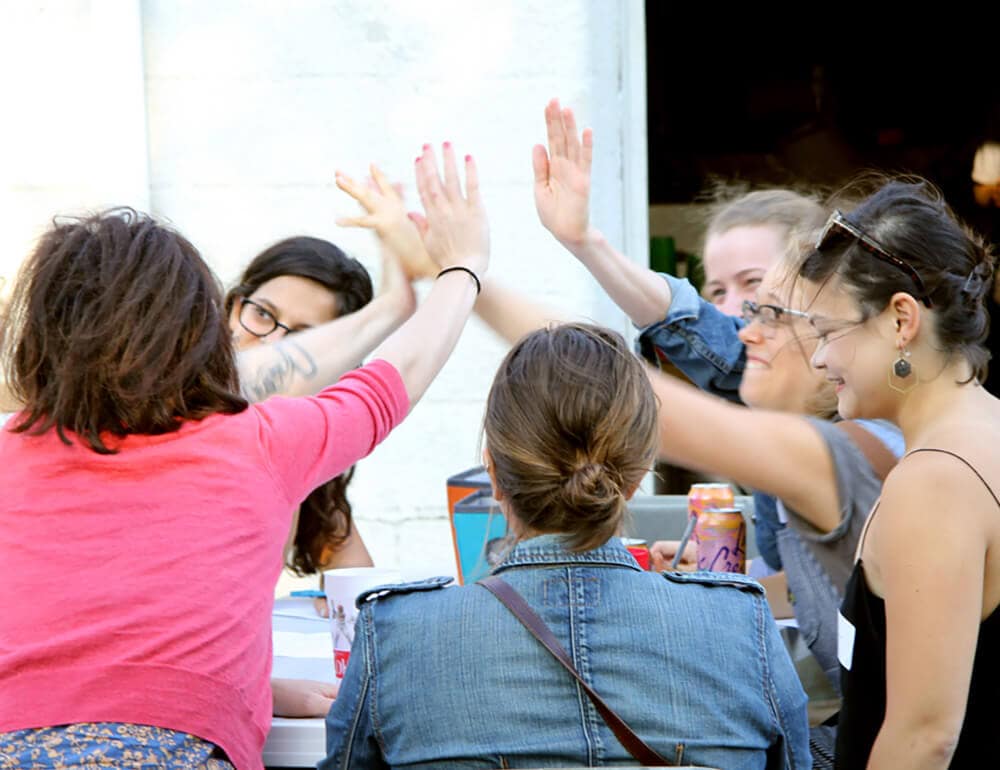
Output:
[271,597,328,622]
[273,630,331,659]
[838,611,856,671]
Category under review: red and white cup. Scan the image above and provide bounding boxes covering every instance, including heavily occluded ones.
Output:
[323,567,401,678]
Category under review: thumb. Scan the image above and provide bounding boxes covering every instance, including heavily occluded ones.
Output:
[407,211,429,239]
[532,144,550,185]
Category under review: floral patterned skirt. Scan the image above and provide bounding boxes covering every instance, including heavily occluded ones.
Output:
[0,722,233,769]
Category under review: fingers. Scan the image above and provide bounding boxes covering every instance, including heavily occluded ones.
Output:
[415,144,446,213]
[441,142,462,200]
[335,215,376,229]
[369,163,399,200]
[581,127,594,177]
[532,144,550,185]
[463,153,480,205]
[407,211,429,239]
[562,107,581,164]
[321,680,340,699]
[544,98,566,159]
[335,170,374,211]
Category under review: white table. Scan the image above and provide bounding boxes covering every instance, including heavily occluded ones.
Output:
[265,564,459,768]
[265,597,331,768]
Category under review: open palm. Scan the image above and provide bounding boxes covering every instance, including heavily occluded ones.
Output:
[534,99,593,246]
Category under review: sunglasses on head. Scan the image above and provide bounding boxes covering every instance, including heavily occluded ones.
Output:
[815,210,933,308]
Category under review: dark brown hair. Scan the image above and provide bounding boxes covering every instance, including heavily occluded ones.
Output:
[225,236,373,318]
[227,236,374,575]
[800,177,995,382]
[484,323,658,552]
[3,208,246,453]
[286,467,357,575]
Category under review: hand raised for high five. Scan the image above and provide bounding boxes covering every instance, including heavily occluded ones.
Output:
[335,166,438,281]
[409,142,490,279]
[533,98,594,247]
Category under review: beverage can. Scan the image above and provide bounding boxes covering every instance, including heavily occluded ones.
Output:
[693,506,746,573]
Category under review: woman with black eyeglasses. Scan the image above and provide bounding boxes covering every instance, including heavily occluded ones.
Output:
[220,169,432,717]
[798,180,999,769]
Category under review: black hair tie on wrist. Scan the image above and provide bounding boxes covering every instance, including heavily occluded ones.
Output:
[436,265,482,295]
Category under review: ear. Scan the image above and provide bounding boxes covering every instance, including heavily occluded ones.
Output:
[482,446,505,502]
[228,297,242,331]
[623,477,643,501]
[889,291,921,348]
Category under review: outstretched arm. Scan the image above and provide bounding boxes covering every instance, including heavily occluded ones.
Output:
[534,98,672,328]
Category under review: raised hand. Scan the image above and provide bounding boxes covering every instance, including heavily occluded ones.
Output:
[335,165,438,280]
[533,98,594,247]
[410,142,489,278]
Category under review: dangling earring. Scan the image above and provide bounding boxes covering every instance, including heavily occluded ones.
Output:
[893,347,912,378]
[888,346,917,394]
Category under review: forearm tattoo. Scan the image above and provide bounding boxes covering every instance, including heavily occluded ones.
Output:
[242,339,320,401]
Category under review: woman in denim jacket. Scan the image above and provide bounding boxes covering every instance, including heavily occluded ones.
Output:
[321,323,810,770]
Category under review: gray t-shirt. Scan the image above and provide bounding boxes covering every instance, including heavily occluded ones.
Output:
[786,417,889,591]
[777,417,898,688]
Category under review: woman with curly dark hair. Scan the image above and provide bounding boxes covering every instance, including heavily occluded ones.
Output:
[227,235,389,578]
[0,144,489,768]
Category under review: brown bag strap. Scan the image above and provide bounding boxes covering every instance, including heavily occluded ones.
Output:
[834,421,897,481]
[478,575,671,767]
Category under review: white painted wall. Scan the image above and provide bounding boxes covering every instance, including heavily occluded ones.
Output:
[0,0,149,290]
[2,0,645,587]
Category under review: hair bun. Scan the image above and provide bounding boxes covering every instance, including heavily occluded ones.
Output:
[561,462,622,514]
[961,259,994,300]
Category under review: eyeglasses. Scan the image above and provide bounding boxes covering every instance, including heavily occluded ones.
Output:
[816,210,933,308]
[238,297,292,338]
[741,299,812,330]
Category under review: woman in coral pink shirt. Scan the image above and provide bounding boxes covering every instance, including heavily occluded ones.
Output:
[0,144,487,770]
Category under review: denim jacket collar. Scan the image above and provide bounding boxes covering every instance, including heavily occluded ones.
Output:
[492,534,642,573]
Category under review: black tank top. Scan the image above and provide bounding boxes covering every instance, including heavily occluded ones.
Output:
[837,449,1000,769]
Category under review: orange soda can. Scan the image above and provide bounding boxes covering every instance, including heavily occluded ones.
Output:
[687,482,734,519]
[693,507,746,573]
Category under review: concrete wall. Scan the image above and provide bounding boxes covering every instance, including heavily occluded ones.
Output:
[3,0,644,587]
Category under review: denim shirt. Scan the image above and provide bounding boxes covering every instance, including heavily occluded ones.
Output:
[321,535,810,770]
[636,273,747,403]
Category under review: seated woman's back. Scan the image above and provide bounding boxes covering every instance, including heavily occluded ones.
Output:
[321,324,809,770]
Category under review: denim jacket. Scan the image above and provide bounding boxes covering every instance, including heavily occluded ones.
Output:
[636,273,747,403]
[320,535,810,770]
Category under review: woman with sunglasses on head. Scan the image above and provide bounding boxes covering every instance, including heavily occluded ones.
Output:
[797,181,999,769]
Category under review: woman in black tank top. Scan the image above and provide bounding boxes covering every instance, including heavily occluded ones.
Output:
[797,179,1000,768]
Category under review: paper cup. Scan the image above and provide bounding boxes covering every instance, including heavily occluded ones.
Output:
[323,567,401,678]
